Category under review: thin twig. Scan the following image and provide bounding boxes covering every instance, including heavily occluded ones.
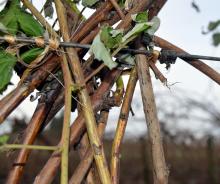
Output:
[1,144,59,151]
[149,61,167,84]
[59,54,73,184]
[111,67,138,184]
[108,0,125,19]
[148,50,167,84]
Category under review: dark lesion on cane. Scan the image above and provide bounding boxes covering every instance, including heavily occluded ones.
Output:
[119,113,127,120]
[92,143,102,155]
[12,162,26,167]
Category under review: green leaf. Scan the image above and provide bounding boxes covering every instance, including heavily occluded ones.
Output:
[20,48,44,64]
[0,0,44,36]
[145,16,160,36]
[208,20,220,32]
[0,22,9,34]
[0,0,19,35]
[212,32,220,46]
[82,0,99,7]
[0,17,18,35]
[100,26,123,49]
[0,50,17,93]
[90,33,117,69]
[0,0,20,16]
[131,12,148,23]
[122,16,160,43]
[17,11,44,36]
[0,135,9,145]
[122,22,152,43]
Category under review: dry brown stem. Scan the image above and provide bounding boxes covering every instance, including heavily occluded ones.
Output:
[135,44,168,184]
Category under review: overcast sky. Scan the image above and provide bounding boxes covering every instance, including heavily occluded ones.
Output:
[0,0,220,137]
